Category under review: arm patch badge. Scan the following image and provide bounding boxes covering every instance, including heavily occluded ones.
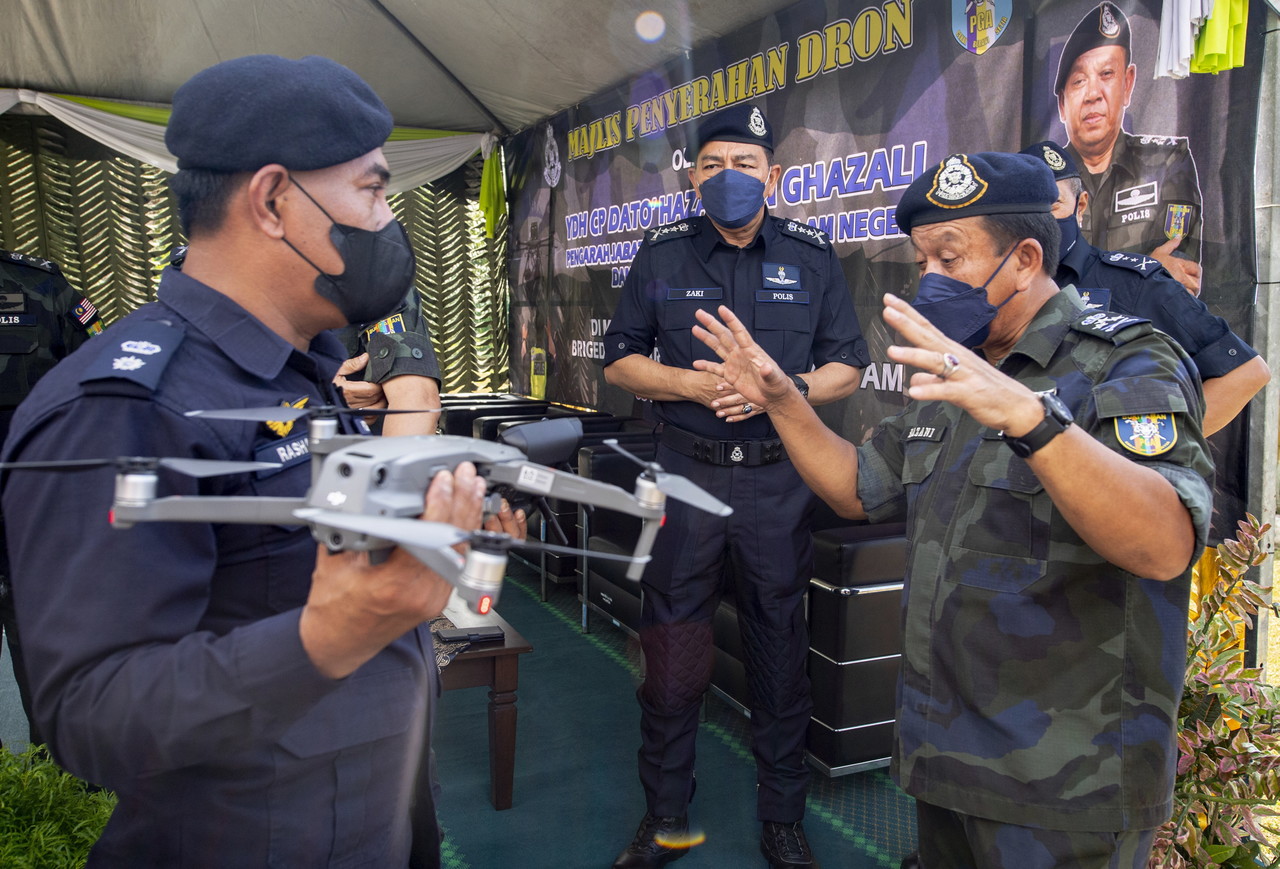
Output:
[1115,413,1177,457]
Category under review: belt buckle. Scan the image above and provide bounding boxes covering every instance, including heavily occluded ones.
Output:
[729,443,745,464]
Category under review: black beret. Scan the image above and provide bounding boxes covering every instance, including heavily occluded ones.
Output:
[689,103,773,155]
[1019,140,1080,181]
[1055,2,1131,95]
[895,152,1057,234]
[166,55,394,172]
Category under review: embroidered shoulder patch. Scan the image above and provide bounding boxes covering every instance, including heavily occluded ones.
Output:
[647,221,699,245]
[1115,413,1177,457]
[777,219,828,248]
[0,250,59,274]
[1071,310,1151,343]
[80,319,185,392]
[1102,250,1161,276]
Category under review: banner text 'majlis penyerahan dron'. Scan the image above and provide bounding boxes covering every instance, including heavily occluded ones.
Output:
[506,0,1265,538]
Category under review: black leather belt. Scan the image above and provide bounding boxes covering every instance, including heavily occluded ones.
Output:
[659,424,787,467]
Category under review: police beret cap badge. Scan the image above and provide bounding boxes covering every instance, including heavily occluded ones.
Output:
[1055,2,1131,95]
[689,103,774,155]
[895,151,1056,234]
[1019,140,1080,181]
[166,55,394,172]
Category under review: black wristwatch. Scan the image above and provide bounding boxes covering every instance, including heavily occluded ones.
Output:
[1000,391,1073,458]
[791,374,810,400]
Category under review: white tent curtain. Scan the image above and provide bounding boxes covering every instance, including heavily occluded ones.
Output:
[0,88,490,194]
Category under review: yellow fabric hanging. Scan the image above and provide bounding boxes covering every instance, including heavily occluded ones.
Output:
[1190,0,1248,73]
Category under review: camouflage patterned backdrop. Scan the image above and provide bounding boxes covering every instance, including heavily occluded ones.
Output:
[0,114,509,393]
[507,0,1265,538]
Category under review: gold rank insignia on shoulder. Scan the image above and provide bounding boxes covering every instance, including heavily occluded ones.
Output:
[266,396,309,438]
[1115,413,1177,457]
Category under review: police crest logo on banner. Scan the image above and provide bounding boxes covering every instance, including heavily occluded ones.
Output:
[953,0,1011,56]
[543,123,562,188]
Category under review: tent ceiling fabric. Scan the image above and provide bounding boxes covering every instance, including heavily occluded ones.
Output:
[0,0,795,134]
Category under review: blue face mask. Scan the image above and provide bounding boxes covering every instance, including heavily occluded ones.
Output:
[1056,197,1082,258]
[697,168,766,229]
[910,247,1017,349]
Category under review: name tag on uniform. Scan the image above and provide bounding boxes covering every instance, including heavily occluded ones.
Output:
[762,263,802,289]
[667,288,722,301]
[905,424,945,441]
[254,432,310,477]
[755,290,809,304]
[0,314,37,326]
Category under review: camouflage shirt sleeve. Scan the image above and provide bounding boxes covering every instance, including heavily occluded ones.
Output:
[339,291,442,385]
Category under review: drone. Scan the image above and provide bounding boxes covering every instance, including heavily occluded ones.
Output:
[2,408,732,614]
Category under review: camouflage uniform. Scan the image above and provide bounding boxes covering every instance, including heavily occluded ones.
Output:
[1067,132,1202,266]
[333,289,442,387]
[0,249,101,748]
[855,289,1213,832]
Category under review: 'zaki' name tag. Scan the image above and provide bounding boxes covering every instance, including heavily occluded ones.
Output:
[667,288,722,301]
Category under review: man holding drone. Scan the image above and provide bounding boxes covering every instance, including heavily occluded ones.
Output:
[0,55,521,868]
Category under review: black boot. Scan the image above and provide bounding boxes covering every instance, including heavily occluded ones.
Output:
[761,820,821,868]
[612,813,691,868]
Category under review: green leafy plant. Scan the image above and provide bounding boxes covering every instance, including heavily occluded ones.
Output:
[0,744,115,868]
[1151,514,1280,869]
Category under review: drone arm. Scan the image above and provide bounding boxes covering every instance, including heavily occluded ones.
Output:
[626,516,663,581]
[112,497,309,528]
[486,462,663,521]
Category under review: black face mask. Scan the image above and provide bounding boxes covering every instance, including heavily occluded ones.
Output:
[281,178,416,325]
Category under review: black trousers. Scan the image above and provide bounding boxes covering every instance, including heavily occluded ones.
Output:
[636,445,816,822]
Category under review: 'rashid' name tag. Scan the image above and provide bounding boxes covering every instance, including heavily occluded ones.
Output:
[255,432,310,478]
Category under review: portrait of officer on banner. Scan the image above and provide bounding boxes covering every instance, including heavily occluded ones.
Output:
[1054,1,1204,293]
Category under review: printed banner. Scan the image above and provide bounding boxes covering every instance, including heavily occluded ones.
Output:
[507,0,1262,537]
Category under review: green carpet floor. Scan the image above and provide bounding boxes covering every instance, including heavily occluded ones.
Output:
[433,566,917,868]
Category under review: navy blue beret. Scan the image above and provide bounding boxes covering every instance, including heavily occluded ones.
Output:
[689,103,773,155]
[166,55,394,172]
[1020,141,1080,181]
[1055,2,1131,95]
[895,152,1057,234]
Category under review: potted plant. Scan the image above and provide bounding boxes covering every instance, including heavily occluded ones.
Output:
[0,744,115,867]
[1150,514,1280,868]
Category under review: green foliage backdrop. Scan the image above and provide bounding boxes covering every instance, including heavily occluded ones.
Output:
[0,114,509,392]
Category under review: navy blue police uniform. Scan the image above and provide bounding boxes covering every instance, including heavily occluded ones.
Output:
[1056,241,1257,381]
[0,55,447,868]
[1,269,440,866]
[603,211,866,824]
[0,249,102,748]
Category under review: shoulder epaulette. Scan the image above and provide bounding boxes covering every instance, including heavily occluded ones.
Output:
[646,221,700,245]
[776,218,829,249]
[1098,250,1164,278]
[1130,133,1189,152]
[1071,310,1152,344]
[0,250,60,275]
[80,319,185,393]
